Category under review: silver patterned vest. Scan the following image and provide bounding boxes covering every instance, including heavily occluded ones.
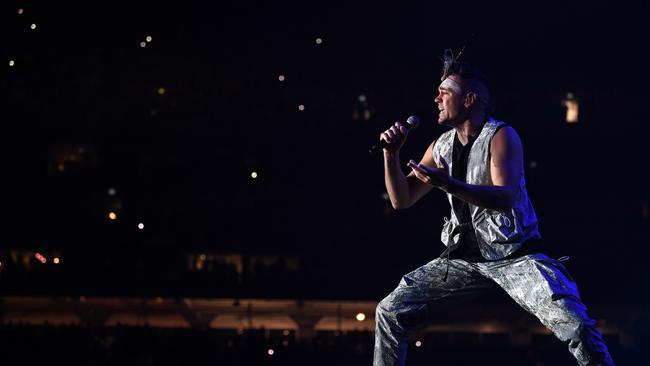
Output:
[432,118,541,260]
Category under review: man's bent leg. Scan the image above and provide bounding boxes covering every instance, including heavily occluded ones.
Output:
[484,254,614,366]
[374,258,494,366]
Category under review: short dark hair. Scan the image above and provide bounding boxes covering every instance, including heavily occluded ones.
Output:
[443,62,490,106]
[442,62,488,87]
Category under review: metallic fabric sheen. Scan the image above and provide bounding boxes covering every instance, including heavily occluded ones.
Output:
[373,254,614,365]
[432,119,541,260]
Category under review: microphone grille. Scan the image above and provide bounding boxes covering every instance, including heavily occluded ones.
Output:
[406,115,420,129]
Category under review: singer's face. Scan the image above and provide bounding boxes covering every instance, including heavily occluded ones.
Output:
[434,75,467,126]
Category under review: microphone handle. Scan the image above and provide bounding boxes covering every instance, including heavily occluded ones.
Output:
[369,141,392,155]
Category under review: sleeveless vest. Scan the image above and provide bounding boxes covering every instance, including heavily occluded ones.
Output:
[432,118,541,260]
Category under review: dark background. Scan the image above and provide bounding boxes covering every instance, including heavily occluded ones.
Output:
[1,0,649,308]
[2,1,649,364]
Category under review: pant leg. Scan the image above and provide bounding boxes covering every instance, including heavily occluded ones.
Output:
[482,254,614,366]
[374,257,495,366]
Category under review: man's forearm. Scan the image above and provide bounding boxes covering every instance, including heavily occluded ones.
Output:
[442,177,515,212]
[384,152,410,209]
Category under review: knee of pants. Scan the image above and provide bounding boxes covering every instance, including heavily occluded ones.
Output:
[377,291,405,321]
[376,295,393,318]
[557,318,593,344]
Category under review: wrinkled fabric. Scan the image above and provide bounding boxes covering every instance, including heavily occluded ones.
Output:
[373,254,614,366]
[433,119,541,260]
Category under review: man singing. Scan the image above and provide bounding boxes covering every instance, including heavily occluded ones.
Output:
[373,54,614,365]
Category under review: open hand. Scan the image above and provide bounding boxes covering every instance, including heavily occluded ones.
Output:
[407,156,450,188]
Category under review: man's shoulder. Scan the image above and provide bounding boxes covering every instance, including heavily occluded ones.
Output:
[489,123,523,153]
[487,118,506,128]
[487,118,520,139]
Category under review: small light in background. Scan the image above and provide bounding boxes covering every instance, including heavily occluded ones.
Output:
[107,187,117,196]
[415,340,422,347]
[34,253,47,264]
[315,37,323,44]
[18,8,24,15]
[195,258,204,271]
[251,171,258,179]
[140,41,146,48]
[30,23,37,30]
[530,161,538,169]
[157,87,166,95]
[356,313,366,321]
[138,223,145,230]
[282,329,290,336]
[0,261,3,268]
[267,349,274,356]
[358,94,367,103]
[53,257,60,264]
[146,36,153,42]
[282,339,289,346]
[298,104,305,111]
[108,212,117,220]
[278,74,285,82]
[9,60,15,67]
[562,92,579,123]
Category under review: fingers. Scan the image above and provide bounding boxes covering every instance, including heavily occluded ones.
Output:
[407,160,432,173]
[395,122,407,134]
[407,158,450,188]
[379,131,391,144]
[407,160,432,185]
[387,123,405,141]
[406,159,422,171]
[379,122,408,145]
[412,169,432,185]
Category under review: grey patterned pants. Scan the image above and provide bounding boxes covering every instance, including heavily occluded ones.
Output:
[373,254,614,365]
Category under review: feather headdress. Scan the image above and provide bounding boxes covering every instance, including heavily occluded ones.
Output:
[440,45,466,80]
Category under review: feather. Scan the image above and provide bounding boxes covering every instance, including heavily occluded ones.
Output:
[441,46,466,79]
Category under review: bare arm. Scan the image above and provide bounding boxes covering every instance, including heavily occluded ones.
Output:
[379,121,435,209]
[384,142,435,209]
[408,126,522,212]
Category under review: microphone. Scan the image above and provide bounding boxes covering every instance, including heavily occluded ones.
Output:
[369,115,420,155]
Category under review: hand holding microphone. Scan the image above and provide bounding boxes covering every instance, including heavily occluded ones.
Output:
[369,115,420,155]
